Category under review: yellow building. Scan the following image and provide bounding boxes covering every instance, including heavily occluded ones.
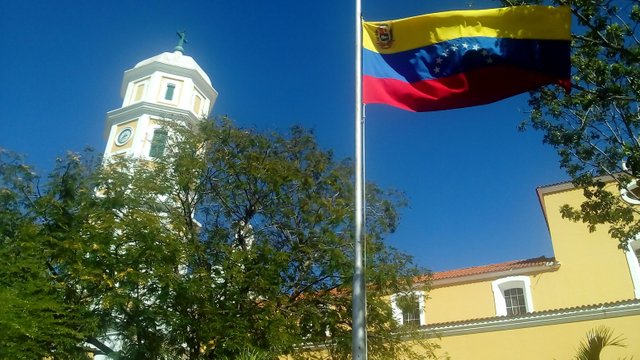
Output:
[395,182,640,359]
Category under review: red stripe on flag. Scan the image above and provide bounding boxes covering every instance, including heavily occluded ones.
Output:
[363,66,570,112]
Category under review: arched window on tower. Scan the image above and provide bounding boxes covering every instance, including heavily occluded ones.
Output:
[149,129,168,158]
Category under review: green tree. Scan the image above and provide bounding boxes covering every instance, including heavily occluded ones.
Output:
[0,149,100,359]
[501,0,640,249]
[572,326,631,360]
[0,118,438,359]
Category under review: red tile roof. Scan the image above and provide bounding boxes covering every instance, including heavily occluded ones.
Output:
[428,256,557,282]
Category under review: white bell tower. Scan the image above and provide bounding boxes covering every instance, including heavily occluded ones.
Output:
[93,33,217,359]
[103,32,217,160]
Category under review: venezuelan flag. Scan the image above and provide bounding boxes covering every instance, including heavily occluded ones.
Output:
[362,6,571,112]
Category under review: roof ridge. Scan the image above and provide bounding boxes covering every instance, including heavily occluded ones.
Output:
[429,256,557,281]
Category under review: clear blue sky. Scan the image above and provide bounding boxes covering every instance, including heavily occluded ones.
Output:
[0,0,569,271]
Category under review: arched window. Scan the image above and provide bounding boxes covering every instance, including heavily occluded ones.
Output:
[621,180,640,205]
[503,288,527,315]
[492,276,534,316]
[625,238,640,299]
[390,291,426,326]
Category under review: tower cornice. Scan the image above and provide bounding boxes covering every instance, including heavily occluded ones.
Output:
[104,102,201,139]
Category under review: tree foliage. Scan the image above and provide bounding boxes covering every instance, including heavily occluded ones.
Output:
[572,326,630,360]
[0,149,100,359]
[0,118,436,359]
[501,0,640,248]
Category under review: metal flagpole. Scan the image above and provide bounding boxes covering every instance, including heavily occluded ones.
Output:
[352,0,367,357]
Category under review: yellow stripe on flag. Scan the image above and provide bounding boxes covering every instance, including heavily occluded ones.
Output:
[363,6,571,54]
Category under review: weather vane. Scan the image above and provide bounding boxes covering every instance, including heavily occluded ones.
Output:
[175,30,187,53]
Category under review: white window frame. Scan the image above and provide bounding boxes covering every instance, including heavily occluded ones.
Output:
[390,291,426,326]
[625,237,640,299]
[492,276,534,316]
[192,87,205,116]
[129,77,150,104]
[620,180,640,205]
[158,77,183,106]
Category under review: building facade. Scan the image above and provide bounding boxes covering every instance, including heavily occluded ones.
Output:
[393,182,640,359]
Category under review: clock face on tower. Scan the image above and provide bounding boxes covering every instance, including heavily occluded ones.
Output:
[116,127,133,146]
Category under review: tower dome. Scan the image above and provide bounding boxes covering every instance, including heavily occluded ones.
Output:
[133,51,212,86]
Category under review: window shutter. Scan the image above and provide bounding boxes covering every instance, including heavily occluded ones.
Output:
[149,129,168,158]
[164,84,176,100]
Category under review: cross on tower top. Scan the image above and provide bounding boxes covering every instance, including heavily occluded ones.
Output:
[174,31,187,54]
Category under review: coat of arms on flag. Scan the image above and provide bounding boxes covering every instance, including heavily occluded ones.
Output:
[374,24,393,49]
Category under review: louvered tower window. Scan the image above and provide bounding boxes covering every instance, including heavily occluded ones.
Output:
[164,84,176,100]
[149,129,168,158]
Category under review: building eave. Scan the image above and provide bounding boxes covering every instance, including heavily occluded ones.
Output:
[418,299,640,338]
[428,262,560,288]
[295,299,640,352]
[421,257,560,288]
[104,102,200,138]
